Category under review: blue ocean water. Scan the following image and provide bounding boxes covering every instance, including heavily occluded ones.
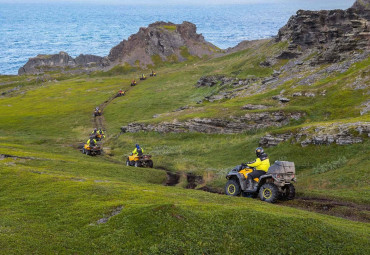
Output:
[0,1,352,75]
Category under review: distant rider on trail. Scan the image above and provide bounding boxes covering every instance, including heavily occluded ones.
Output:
[91,128,98,136]
[86,137,97,147]
[132,144,144,156]
[244,147,270,188]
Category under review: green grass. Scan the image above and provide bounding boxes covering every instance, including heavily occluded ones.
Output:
[0,38,369,253]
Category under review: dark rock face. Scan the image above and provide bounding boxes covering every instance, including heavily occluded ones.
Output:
[18,52,108,75]
[121,111,304,134]
[259,122,369,147]
[19,21,219,75]
[276,5,370,64]
[352,0,370,18]
[108,21,218,66]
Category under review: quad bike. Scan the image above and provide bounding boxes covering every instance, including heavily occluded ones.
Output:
[139,76,146,81]
[116,91,126,97]
[150,73,156,77]
[225,161,296,203]
[94,109,102,116]
[82,144,102,156]
[131,82,137,86]
[126,154,153,168]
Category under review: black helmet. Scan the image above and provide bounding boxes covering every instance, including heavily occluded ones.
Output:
[255,147,264,157]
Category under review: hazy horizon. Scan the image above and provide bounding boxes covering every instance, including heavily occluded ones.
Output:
[0,0,354,6]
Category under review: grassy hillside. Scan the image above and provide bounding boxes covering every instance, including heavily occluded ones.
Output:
[0,38,369,253]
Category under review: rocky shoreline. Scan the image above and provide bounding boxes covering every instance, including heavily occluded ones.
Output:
[18,21,219,75]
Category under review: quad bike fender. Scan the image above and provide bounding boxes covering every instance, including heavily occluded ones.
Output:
[226,172,248,190]
[258,174,285,187]
[128,155,139,161]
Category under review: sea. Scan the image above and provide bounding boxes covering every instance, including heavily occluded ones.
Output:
[0,1,352,75]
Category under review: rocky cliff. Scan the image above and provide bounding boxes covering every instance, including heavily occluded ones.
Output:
[18,52,109,75]
[276,0,370,64]
[18,21,219,75]
[108,21,218,67]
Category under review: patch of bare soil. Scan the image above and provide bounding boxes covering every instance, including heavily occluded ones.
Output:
[281,197,370,223]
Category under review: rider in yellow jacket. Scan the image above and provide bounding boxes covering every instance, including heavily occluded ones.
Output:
[132,144,144,156]
[86,138,97,147]
[246,147,270,188]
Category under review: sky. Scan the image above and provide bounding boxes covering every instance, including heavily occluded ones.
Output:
[0,0,355,5]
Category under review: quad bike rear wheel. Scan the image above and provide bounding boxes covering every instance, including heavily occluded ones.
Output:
[225,179,241,196]
[259,183,279,203]
[280,183,295,200]
[148,160,153,168]
[134,161,141,167]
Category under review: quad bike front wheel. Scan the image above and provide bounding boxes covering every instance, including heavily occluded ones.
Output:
[259,183,279,203]
[126,159,130,166]
[134,161,141,167]
[225,179,241,196]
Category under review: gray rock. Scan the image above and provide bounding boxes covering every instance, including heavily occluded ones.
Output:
[272,95,290,103]
[259,122,369,147]
[121,111,304,134]
[276,6,370,65]
[241,104,270,110]
[360,100,370,115]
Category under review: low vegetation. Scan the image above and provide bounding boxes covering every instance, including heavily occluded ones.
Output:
[0,36,369,253]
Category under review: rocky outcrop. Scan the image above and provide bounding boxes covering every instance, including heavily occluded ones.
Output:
[18,52,109,75]
[19,21,219,75]
[195,75,259,102]
[276,3,370,64]
[108,21,218,66]
[259,122,369,147]
[352,0,370,18]
[121,111,304,134]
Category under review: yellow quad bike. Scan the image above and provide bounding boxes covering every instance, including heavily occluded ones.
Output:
[126,154,153,168]
[225,161,296,203]
[82,144,101,156]
[94,109,102,117]
[150,72,156,77]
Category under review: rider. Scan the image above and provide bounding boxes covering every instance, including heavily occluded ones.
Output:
[86,137,97,147]
[91,128,98,136]
[245,147,270,188]
[98,128,105,139]
[132,144,144,156]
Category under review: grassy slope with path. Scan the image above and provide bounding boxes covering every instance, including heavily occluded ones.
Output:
[0,39,369,253]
